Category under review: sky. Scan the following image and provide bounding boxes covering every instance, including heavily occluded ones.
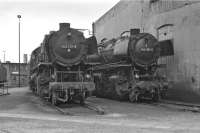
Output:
[0,0,120,63]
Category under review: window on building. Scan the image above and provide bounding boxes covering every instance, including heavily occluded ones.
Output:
[159,40,174,56]
[157,24,174,57]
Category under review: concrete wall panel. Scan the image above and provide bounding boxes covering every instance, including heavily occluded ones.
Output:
[94,1,143,43]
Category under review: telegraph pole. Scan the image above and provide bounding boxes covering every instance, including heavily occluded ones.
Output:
[17,15,21,88]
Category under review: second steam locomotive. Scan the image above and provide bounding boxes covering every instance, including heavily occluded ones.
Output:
[87,29,168,102]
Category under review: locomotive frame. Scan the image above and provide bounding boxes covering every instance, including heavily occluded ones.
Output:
[30,61,95,105]
[49,69,95,105]
[90,61,168,102]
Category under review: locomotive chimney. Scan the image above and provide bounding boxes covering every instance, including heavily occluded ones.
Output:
[59,23,70,30]
[49,31,55,34]
[130,29,140,35]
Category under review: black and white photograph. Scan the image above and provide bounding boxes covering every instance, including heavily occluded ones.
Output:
[0,0,200,132]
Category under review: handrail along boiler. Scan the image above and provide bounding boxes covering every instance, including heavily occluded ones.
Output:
[29,23,97,105]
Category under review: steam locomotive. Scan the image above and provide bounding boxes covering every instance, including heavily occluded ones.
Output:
[86,29,168,102]
[29,23,97,105]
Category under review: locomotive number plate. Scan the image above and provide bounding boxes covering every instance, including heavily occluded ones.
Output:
[140,47,154,52]
[61,41,77,52]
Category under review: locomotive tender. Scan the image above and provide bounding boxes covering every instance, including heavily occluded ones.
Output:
[87,29,168,102]
[29,23,97,105]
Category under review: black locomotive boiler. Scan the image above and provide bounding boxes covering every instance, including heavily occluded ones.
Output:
[29,23,97,105]
[86,29,168,102]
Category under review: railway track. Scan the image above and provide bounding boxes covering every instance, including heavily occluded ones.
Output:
[150,100,200,113]
[36,94,106,116]
[41,94,200,115]
[51,101,105,116]
[53,105,73,115]
[84,101,105,115]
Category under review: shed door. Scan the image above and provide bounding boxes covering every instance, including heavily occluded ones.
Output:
[157,24,174,57]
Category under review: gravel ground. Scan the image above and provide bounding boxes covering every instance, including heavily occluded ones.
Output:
[0,87,199,133]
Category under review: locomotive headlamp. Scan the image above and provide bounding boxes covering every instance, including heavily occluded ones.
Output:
[51,74,55,80]
[135,74,139,79]
[85,74,91,79]
[67,32,71,37]
[67,49,71,52]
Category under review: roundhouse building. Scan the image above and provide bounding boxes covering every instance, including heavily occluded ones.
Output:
[93,0,200,103]
[2,62,29,87]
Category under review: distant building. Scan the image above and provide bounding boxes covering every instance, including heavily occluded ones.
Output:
[23,54,28,64]
[2,62,29,87]
[93,0,200,103]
